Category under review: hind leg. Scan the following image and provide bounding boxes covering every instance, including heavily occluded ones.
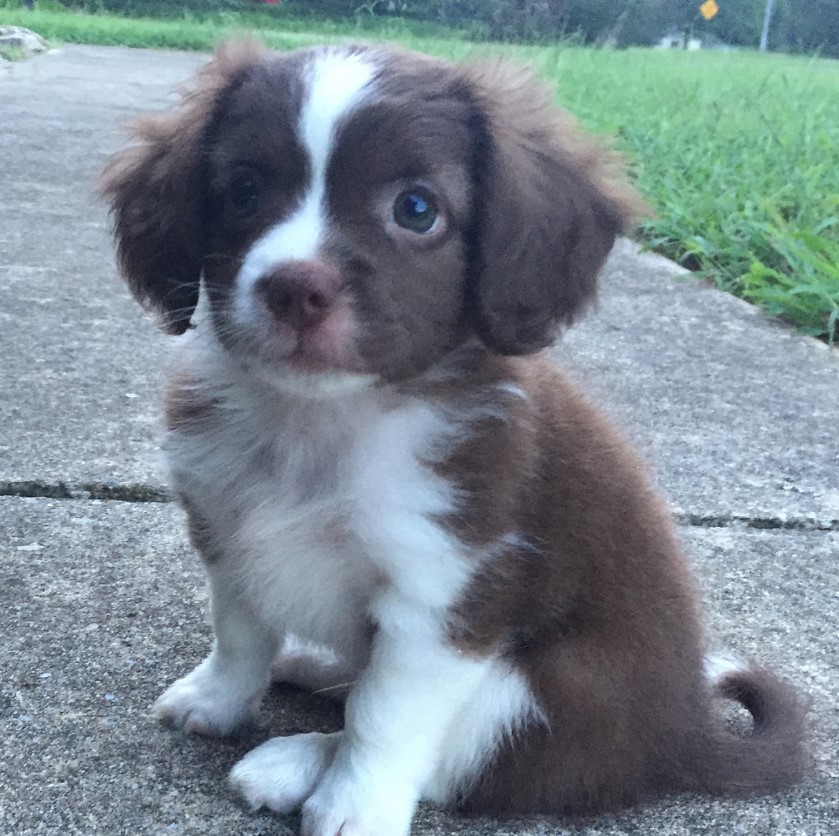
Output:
[271,634,370,700]
[460,638,707,815]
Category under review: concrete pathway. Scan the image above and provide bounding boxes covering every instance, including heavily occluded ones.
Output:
[1,45,837,836]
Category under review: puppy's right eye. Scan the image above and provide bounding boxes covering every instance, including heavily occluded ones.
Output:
[227,169,262,219]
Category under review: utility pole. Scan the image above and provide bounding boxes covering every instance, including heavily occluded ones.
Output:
[759,0,775,51]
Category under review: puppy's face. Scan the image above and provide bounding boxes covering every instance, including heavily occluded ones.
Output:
[204,49,475,385]
[102,42,641,388]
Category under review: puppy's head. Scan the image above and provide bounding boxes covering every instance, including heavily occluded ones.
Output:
[102,42,641,387]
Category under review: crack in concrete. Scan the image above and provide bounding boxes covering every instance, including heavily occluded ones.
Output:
[674,511,838,532]
[0,480,170,503]
[1,481,836,531]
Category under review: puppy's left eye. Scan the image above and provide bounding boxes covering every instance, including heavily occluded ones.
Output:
[227,168,262,220]
[393,188,439,234]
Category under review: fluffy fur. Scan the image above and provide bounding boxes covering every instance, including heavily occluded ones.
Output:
[101,41,807,835]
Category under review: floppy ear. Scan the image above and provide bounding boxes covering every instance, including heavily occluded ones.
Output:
[464,62,645,355]
[99,40,262,334]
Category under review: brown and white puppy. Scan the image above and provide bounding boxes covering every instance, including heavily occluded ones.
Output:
[101,41,806,835]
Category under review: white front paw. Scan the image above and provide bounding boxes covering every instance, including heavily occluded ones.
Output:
[153,656,263,736]
[301,768,414,836]
[230,732,339,814]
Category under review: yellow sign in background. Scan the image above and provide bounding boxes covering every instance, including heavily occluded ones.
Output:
[700,0,719,20]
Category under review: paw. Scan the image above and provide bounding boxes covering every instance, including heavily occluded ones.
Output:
[153,657,262,736]
[301,768,414,836]
[230,733,339,814]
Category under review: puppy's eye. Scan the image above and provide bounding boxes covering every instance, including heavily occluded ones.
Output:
[393,188,439,234]
[227,168,262,219]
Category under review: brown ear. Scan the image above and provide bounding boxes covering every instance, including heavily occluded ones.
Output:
[464,62,645,355]
[99,40,262,334]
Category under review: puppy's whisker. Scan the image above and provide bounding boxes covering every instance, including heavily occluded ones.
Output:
[312,681,356,697]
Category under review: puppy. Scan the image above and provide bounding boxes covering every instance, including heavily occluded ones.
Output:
[101,41,806,835]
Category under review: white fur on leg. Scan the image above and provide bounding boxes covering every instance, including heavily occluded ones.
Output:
[301,749,415,836]
[154,651,263,736]
[154,571,278,736]
[230,732,341,813]
[300,596,529,836]
[423,661,544,804]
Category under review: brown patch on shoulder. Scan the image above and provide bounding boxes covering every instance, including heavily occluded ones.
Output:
[412,346,538,552]
[438,353,643,655]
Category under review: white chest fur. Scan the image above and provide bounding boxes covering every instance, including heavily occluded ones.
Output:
[165,335,471,655]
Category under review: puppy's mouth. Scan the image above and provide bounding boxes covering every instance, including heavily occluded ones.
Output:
[248,301,368,379]
[273,328,359,374]
[241,319,376,398]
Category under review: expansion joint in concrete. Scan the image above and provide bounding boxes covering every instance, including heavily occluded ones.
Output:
[0,479,171,503]
[2,480,837,531]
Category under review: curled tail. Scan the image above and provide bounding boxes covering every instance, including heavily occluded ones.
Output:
[702,655,808,794]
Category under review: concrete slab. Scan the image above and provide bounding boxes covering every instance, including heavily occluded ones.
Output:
[1,44,837,522]
[1,496,836,835]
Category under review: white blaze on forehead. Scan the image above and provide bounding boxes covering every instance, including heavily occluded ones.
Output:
[302,49,376,183]
[235,49,376,321]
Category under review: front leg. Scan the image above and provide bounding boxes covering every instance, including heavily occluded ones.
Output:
[301,595,494,836]
[154,566,278,736]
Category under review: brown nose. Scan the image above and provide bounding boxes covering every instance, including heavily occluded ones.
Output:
[255,261,342,331]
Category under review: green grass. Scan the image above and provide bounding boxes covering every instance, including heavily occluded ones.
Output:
[530,47,839,343]
[2,3,838,343]
[0,2,463,50]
